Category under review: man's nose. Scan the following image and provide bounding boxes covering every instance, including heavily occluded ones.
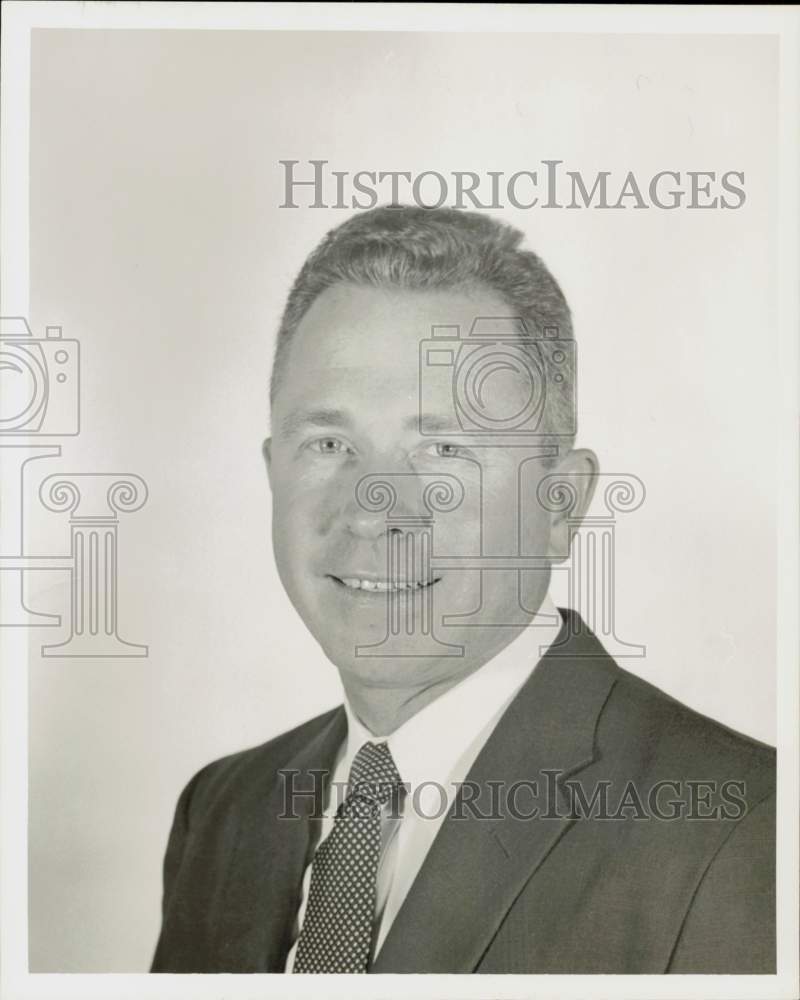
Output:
[343,472,432,541]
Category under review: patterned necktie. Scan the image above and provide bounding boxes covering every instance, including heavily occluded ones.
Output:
[293,740,402,973]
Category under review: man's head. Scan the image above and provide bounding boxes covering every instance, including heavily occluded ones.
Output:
[264,206,597,698]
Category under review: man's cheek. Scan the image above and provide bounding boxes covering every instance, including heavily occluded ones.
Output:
[518,504,553,555]
[275,489,335,541]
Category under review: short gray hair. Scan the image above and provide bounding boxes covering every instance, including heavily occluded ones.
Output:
[271,205,575,449]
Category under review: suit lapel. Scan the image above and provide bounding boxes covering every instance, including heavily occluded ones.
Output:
[371,611,619,973]
[213,706,347,971]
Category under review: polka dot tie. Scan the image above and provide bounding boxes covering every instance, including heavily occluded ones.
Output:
[293,740,402,974]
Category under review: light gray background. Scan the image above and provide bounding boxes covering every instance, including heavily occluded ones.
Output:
[27,29,777,971]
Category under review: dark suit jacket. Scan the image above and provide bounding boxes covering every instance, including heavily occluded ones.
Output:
[151,609,775,974]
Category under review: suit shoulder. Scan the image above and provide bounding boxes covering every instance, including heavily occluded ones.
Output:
[601,665,775,791]
[179,705,343,819]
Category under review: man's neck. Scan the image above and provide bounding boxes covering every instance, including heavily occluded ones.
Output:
[340,668,475,737]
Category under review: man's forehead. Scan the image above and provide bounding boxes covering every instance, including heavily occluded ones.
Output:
[282,363,419,397]
[289,283,516,362]
[273,282,535,422]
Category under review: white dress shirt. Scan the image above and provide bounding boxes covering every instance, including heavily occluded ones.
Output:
[285,595,563,971]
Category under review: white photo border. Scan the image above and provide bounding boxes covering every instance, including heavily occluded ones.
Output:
[1,3,797,999]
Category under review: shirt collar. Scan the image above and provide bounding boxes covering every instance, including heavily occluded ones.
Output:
[341,595,562,793]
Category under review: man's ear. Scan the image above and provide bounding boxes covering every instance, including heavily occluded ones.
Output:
[262,437,273,489]
[546,448,599,563]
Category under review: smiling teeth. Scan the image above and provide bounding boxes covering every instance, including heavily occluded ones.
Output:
[340,578,434,591]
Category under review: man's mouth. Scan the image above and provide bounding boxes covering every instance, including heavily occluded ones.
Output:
[329,575,440,592]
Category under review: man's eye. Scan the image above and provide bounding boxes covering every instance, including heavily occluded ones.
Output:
[309,437,348,455]
[433,442,462,459]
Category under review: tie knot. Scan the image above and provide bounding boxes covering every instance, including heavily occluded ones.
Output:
[347,741,401,806]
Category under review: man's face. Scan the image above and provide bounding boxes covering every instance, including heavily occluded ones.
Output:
[266,283,584,689]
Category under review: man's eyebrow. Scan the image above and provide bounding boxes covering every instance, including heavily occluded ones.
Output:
[279,408,354,437]
[410,413,460,433]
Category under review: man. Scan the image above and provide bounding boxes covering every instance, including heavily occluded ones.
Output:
[151,206,775,974]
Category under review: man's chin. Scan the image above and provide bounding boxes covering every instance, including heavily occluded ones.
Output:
[300,576,475,683]
[306,575,448,639]
[323,650,451,691]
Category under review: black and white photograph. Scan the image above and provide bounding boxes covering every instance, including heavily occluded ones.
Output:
[1,4,798,999]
